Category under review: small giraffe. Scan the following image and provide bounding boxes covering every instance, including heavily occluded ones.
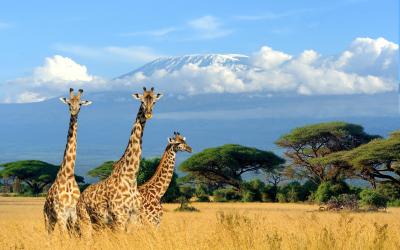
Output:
[43,88,92,234]
[76,87,162,233]
[139,132,192,226]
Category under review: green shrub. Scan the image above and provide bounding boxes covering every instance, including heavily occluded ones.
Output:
[241,179,265,202]
[263,184,278,202]
[388,199,400,207]
[179,185,195,200]
[276,193,287,203]
[314,181,350,203]
[196,194,210,202]
[278,181,303,202]
[359,189,388,210]
[174,197,199,212]
[213,188,241,202]
[377,183,400,201]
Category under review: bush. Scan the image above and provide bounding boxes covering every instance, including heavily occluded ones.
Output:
[196,194,210,202]
[174,197,199,212]
[314,181,350,203]
[278,181,303,202]
[179,185,195,200]
[388,199,400,207]
[276,193,287,203]
[324,194,359,211]
[241,179,265,202]
[213,188,241,202]
[262,184,278,202]
[359,189,388,210]
[377,183,400,201]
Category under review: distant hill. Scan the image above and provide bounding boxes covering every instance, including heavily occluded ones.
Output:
[0,91,398,182]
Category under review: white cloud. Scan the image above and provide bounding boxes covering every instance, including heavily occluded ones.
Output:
[1,55,106,103]
[333,37,399,78]
[15,92,46,103]
[118,37,398,96]
[33,55,93,82]
[54,44,164,63]
[1,37,398,103]
[188,16,233,39]
[252,46,292,69]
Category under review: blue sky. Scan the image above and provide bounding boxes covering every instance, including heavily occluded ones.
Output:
[0,0,398,102]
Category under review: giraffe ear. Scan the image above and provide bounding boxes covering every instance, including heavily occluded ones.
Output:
[155,93,163,100]
[168,137,174,143]
[80,100,92,106]
[59,97,69,104]
[132,93,142,100]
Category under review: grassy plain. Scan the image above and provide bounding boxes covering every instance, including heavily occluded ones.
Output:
[0,197,399,249]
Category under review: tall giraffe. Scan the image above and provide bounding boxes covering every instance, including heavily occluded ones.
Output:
[139,132,192,226]
[43,88,92,234]
[76,87,162,233]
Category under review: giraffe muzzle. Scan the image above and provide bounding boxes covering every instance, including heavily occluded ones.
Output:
[145,113,153,119]
[185,146,193,153]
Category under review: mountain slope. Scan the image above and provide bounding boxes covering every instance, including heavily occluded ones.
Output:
[118,54,250,78]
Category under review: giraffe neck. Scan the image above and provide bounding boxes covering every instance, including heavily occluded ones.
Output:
[57,114,78,180]
[144,144,176,199]
[115,104,146,178]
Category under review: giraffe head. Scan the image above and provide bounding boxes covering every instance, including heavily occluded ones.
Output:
[168,132,192,153]
[132,87,163,119]
[59,88,92,116]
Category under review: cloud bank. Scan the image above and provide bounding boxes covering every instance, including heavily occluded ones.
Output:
[0,37,398,103]
[121,37,398,96]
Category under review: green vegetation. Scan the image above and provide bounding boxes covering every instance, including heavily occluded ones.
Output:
[179,144,284,191]
[275,122,378,183]
[1,122,399,210]
[0,160,84,195]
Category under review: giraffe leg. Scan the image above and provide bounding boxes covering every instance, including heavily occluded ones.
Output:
[76,203,93,239]
[66,208,79,237]
[44,210,56,234]
[110,212,129,232]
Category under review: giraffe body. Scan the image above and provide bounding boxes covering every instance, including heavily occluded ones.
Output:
[77,87,162,232]
[43,88,91,234]
[139,132,192,225]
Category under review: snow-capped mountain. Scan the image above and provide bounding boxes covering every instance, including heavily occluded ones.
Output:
[118,54,250,78]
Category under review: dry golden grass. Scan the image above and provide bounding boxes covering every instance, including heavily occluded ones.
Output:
[0,197,399,249]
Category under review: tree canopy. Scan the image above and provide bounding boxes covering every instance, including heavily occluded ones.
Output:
[0,160,84,194]
[275,121,378,183]
[179,144,284,190]
[315,130,400,187]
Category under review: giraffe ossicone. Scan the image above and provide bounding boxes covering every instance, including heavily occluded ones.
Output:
[43,88,92,235]
[139,132,192,226]
[76,87,162,233]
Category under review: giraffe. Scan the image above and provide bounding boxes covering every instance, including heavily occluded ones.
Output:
[139,132,192,226]
[76,87,162,233]
[43,88,92,234]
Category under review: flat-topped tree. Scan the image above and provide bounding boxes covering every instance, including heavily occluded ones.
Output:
[275,121,379,183]
[0,160,84,194]
[179,144,284,191]
[315,130,400,188]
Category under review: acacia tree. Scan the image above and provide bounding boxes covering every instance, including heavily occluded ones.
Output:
[0,160,84,194]
[316,131,400,188]
[179,144,284,191]
[88,157,180,202]
[275,122,378,183]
